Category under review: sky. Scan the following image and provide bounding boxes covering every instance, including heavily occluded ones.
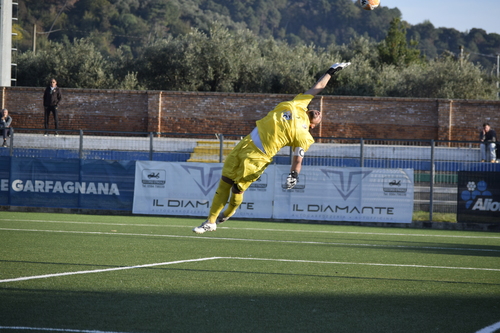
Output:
[379,0,499,35]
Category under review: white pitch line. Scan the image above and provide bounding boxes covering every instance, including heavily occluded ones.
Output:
[1,227,499,253]
[0,326,140,333]
[228,227,500,239]
[227,257,500,272]
[0,257,222,284]
[0,219,188,229]
[1,218,499,239]
[476,321,500,333]
[2,256,499,285]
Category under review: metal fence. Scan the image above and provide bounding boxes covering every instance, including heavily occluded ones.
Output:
[2,128,499,221]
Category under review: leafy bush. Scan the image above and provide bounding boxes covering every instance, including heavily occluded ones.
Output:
[16,25,498,100]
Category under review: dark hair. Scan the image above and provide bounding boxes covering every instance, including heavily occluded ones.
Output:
[483,123,490,127]
[307,110,321,122]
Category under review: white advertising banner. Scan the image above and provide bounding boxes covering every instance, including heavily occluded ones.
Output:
[132,161,274,218]
[133,162,414,223]
[273,165,414,223]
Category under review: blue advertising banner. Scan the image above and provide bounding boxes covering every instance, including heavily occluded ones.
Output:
[80,160,136,210]
[457,171,500,223]
[0,157,11,204]
[0,157,135,210]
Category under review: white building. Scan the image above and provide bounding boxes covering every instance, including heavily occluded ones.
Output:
[0,0,14,87]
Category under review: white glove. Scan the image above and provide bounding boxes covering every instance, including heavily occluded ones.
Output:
[285,171,298,190]
[326,62,351,75]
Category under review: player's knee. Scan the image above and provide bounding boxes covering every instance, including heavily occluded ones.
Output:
[229,192,243,206]
[232,183,243,194]
[221,175,234,185]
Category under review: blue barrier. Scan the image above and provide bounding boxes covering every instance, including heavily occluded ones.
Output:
[0,157,136,210]
[274,155,500,172]
[0,148,191,162]
[2,148,499,173]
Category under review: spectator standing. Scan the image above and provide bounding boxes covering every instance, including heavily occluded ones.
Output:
[43,78,62,136]
[0,108,12,148]
[480,123,497,163]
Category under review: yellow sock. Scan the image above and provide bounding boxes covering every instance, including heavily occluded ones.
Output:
[207,180,232,223]
[222,192,243,219]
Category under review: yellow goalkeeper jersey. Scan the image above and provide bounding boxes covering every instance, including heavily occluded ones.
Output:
[255,93,315,157]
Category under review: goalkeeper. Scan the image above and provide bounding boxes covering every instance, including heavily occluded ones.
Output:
[193,62,351,234]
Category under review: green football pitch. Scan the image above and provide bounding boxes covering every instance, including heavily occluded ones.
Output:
[1,212,499,333]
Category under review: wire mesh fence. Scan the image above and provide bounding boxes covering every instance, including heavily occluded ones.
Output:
[2,128,498,222]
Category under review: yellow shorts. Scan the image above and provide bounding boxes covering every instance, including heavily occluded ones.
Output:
[222,135,272,192]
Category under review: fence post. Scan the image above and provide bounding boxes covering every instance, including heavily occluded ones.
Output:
[8,127,14,156]
[149,132,153,161]
[79,130,83,159]
[429,139,435,222]
[219,133,224,163]
[360,138,364,167]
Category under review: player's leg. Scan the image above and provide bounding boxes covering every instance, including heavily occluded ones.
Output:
[194,135,268,233]
[218,143,270,224]
[1,129,7,147]
[207,177,233,222]
[219,183,243,224]
[193,176,233,234]
[488,143,496,162]
[52,106,59,135]
[480,143,486,162]
[44,107,50,135]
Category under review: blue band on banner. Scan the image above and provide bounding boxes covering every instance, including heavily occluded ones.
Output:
[457,171,500,223]
[0,157,11,205]
[1,157,135,211]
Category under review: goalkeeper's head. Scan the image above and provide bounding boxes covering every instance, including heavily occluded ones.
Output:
[307,110,322,129]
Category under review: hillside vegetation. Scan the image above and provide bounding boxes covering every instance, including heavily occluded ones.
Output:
[12,0,500,99]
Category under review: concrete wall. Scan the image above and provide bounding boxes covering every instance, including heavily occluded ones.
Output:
[1,86,499,140]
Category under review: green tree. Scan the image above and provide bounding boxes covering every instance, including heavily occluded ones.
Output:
[16,38,141,90]
[14,13,498,100]
[136,26,263,92]
[378,17,422,66]
[134,24,337,94]
[382,55,497,99]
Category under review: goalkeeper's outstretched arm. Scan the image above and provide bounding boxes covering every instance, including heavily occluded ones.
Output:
[304,62,351,96]
[290,154,303,175]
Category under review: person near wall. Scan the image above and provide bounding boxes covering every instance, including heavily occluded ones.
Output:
[43,78,62,136]
[193,62,351,234]
[0,108,13,148]
[479,123,497,163]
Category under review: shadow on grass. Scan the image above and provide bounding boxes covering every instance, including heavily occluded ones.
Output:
[1,286,499,333]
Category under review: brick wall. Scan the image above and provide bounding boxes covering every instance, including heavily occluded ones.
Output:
[1,87,150,133]
[2,86,499,141]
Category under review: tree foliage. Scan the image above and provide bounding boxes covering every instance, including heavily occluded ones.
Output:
[133,25,334,94]
[12,0,500,99]
[378,18,422,66]
[16,0,499,68]
[17,38,141,90]
[384,55,497,99]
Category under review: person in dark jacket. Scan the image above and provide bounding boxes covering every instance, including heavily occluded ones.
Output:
[43,78,62,136]
[0,108,12,147]
[479,123,497,162]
